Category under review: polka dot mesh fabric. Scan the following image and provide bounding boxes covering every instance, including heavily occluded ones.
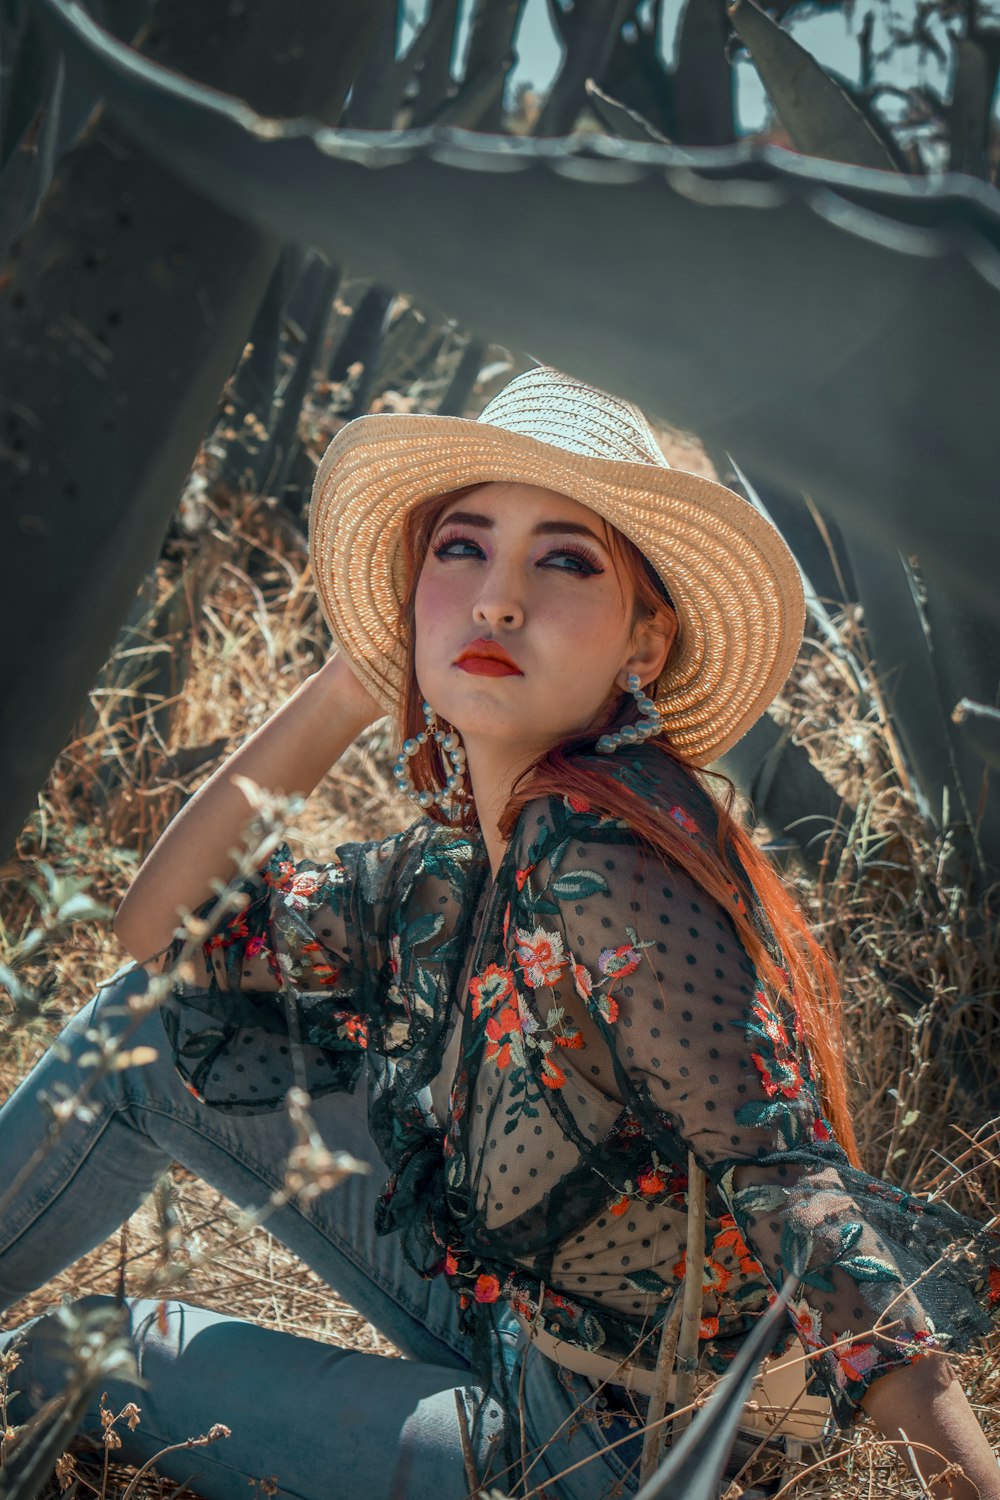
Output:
[162,745,1000,1430]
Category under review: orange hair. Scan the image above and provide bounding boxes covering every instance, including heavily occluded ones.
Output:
[396,491,860,1166]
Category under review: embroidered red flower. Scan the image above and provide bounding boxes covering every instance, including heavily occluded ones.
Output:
[514,863,535,892]
[713,1215,762,1277]
[287,870,323,910]
[469,963,516,1019]
[699,1317,720,1340]
[751,988,790,1050]
[540,1057,566,1090]
[207,915,249,951]
[831,1335,879,1390]
[672,1250,732,1295]
[474,1274,501,1304]
[340,1014,368,1048]
[564,792,591,813]
[514,926,567,988]
[789,1297,825,1351]
[669,805,699,835]
[727,881,748,916]
[609,1195,631,1217]
[245,934,269,959]
[302,938,341,987]
[752,1050,804,1100]
[263,859,296,890]
[484,1001,525,1070]
[571,961,593,1002]
[553,1028,585,1049]
[442,1249,458,1276]
[637,1168,666,1196]
[598,944,642,980]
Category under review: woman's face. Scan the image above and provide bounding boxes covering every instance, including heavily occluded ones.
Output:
[413,482,671,757]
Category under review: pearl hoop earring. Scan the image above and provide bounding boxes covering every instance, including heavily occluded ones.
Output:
[596,674,662,755]
[393,701,468,812]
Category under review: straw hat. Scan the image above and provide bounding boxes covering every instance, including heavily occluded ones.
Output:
[308,366,804,766]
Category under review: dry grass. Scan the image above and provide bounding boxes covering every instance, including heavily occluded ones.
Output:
[2,416,999,1497]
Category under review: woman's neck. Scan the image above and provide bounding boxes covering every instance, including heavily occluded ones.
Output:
[464,736,548,880]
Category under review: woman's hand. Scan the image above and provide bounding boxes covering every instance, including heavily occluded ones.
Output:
[311,651,385,737]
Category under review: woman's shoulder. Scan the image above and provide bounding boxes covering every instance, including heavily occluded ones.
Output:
[509,743,721,859]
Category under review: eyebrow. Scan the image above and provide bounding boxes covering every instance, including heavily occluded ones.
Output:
[435,510,609,548]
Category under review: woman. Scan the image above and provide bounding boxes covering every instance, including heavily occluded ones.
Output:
[2,367,998,1500]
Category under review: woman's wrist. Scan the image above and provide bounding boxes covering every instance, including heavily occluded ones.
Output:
[309,652,385,738]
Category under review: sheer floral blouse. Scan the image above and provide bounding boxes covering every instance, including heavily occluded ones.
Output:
[161,744,1000,1428]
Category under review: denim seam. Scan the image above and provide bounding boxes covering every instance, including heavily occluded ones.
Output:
[121,1095,471,1366]
[0,1111,117,1257]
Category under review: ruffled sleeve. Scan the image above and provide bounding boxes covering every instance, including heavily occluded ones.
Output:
[500,762,1000,1427]
[159,832,406,1111]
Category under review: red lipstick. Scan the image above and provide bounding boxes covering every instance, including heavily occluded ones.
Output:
[454,638,523,677]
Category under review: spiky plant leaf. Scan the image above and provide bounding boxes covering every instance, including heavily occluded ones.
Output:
[727,0,899,171]
[31,0,1000,619]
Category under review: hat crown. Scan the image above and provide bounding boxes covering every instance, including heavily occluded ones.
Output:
[477,366,670,469]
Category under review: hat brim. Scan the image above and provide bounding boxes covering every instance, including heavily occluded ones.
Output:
[308,413,804,767]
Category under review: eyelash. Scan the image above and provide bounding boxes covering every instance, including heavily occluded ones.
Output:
[431,529,604,577]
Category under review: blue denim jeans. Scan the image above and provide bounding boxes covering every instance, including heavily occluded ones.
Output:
[0,964,645,1500]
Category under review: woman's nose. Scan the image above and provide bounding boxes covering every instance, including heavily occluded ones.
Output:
[472,578,525,632]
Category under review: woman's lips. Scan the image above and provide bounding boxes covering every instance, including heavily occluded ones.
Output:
[454,639,523,676]
[456,657,523,677]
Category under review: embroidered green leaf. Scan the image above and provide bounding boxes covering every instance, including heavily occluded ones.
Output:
[447,1154,466,1188]
[546,836,570,876]
[801,1267,836,1292]
[549,869,610,901]
[838,1255,900,1284]
[624,1268,670,1296]
[546,1007,565,1030]
[531,897,560,916]
[780,1223,813,1278]
[403,911,445,950]
[839,1222,864,1255]
[732,1183,788,1214]
[734,1099,790,1131]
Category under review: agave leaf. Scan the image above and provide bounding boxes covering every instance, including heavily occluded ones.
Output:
[635,1272,800,1500]
[843,539,1000,884]
[261,254,341,499]
[949,36,999,181]
[713,711,850,876]
[534,0,636,137]
[727,0,899,171]
[214,243,310,493]
[585,79,670,145]
[0,0,387,861]
[673,0,736,145]
[32,0,1000,618]
[432,0,526,132]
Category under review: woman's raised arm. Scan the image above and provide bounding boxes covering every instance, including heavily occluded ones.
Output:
[113,652,382,965]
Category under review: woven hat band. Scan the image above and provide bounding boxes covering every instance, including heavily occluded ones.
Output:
[477,367,669,467]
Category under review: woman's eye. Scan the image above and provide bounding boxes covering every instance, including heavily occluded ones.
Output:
[432,533,485,560]
[541,547,604,576]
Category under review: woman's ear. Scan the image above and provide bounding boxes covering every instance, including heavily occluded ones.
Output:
[622,611,677,690]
